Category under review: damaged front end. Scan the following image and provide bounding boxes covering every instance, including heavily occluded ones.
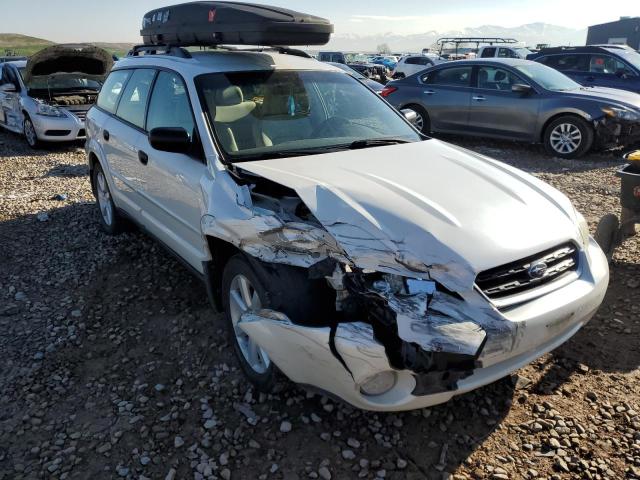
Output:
[594,109,640,150]
[202,168,518,408]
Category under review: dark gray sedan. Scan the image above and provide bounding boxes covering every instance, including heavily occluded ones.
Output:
[382,58,640,158]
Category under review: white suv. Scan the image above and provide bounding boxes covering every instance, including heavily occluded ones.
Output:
[86,45,609,411]
[393,55,443,78]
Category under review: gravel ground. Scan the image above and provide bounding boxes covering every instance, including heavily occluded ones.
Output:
[0,128,638,480]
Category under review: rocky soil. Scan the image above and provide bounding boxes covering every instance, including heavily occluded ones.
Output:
[0,129,638,480]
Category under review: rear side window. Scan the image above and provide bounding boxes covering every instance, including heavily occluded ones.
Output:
[115,69,156,129]
[97,70,132,114]
[481,47,496,58]
[146,71,196,139]
[538,54,588,72]
[423,66,472,87]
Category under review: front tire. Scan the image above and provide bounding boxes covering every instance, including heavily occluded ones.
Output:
[222,255,277,391]
[92,163,123,235]
[543,115,594,159]
[23,115,40,149]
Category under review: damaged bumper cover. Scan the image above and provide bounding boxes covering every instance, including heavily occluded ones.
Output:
[594,117,640,150]
[237,238,608,411]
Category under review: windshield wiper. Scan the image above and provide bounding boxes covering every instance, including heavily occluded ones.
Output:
[348,138,412,149]
[231,146,347,162]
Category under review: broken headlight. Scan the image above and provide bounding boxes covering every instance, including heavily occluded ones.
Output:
[601,106,640,122]
[371,275,436,296]
[36,103,66,117]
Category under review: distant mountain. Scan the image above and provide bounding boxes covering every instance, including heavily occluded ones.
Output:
[326,23,587,53]
[0,34,134,57]
[0,33,53,47]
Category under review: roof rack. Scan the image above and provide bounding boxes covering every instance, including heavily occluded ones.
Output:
[127,45,192,58]
[126,44,311,60]
[436,37,519,56]
[127,44,192,58]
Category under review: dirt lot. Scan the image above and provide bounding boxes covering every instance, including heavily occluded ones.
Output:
[0,128,638,480]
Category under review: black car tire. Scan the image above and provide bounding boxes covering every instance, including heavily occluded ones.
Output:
[92,163,124,235]
[222,254,278,392]
[404,104,431,134]
[594,213,620,261]
[543,115,594,159]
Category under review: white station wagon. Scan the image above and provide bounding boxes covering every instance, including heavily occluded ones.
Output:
[85,3,609,411]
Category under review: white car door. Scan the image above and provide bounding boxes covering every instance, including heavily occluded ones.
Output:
[0,64,24,132]
[101,68,157,216]
[135,70,209,271]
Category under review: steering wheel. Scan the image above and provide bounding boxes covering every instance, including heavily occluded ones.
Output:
[311,116,353,138]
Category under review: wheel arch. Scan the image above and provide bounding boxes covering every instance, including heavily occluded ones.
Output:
[538,110,593,143]
[204,236,242,311]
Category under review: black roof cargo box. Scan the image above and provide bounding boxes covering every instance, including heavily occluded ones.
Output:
[141,2,333,47]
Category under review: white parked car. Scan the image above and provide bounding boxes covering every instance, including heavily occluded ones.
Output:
[393,55,444,78]
[86,12,609,412]
[0,44,112,148]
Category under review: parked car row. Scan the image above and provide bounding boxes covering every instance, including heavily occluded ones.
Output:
[383,58,640,158]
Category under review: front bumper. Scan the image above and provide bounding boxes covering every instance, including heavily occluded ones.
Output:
[594,117,640,150]
[239,238,609,411]
[30,112,86,142]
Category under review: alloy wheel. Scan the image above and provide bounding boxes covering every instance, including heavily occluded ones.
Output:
[550,123,582,155]
[96,171,114,226]
[228,274,271,374]
[24,119,37,147]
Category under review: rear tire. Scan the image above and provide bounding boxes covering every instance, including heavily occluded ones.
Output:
[92,163,123,235]
[405,104,431,134]
[543,115,594,159]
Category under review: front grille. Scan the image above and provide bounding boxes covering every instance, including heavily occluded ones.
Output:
[476,242,579,300]
[44,130,71,136]
[68,110,87,120]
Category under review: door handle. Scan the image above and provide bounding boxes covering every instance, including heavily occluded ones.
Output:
[423,90,436,95]
[103,129,110,141]
[138,150,149,165]
[473,95,486,101]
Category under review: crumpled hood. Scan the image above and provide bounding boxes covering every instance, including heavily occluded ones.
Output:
[238,140,581,291]
[23,44,113,84]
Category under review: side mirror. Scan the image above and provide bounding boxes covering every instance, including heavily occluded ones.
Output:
[400,108,419,126]
[149,127,191,154]
[512,83,533,94]
[0,83,17,93]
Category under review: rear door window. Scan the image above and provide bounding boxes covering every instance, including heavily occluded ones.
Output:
[539,54,588,72]
[97,70,132,114]
[481,47,496,58]
[115,69,156,129]
[423,66,472,87]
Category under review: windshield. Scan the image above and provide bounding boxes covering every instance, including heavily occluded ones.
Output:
[514,63,581,91]
[618,50,640,71]
[18,67,101,91]
[196,70,421,162]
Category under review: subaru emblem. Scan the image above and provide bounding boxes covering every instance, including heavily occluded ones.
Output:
[528,262,548,279]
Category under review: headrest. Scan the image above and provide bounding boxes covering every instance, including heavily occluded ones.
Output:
[216,86,244,106]
[209,85,256,123]
[494,70,507,82]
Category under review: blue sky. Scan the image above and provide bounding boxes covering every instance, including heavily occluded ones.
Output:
[0,0,637,42]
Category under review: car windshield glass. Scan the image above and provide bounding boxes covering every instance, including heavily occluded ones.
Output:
[196,70,421,162]
[514,63,580,91]
[515,48,533,57]
[18,67,101,90]
[618,50,640,71]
